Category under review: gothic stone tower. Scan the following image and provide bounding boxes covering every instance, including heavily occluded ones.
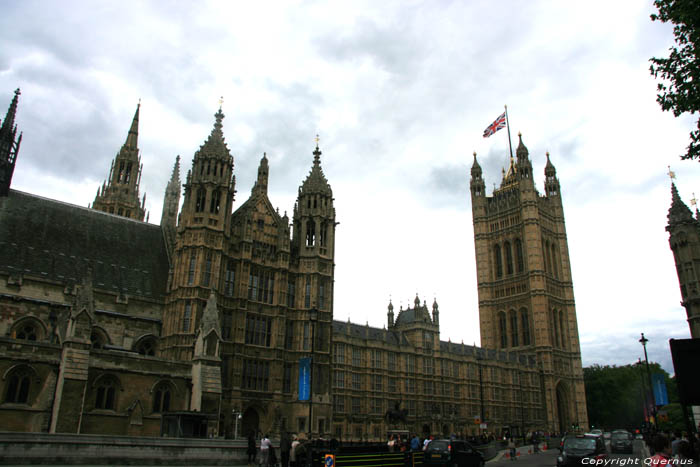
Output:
[470,134,588,432]
[0,89,22,197]
[666,183,700,338]
[92,103,147,220]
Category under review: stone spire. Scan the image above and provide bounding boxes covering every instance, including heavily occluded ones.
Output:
[161,155,181,255]
[252,152,269,195]
[300,138,332,197]
[668,182,695,226]
[515,132,533,181]
[544,151,560,196]
[387,299,395,327]
[92,101,146,220]
[0,88,22,197]
[432,297,439,325]
[470,152,485,198]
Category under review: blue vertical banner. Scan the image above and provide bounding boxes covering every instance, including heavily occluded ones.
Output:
[298,357,311,401]
[652,373,669,406]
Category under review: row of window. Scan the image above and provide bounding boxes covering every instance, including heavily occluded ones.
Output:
[497,309,532,349]
[493,239,525,278]
[2,367,173,414]
[184,253,329,310]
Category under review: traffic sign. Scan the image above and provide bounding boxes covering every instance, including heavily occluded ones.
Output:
[324,454,335,467]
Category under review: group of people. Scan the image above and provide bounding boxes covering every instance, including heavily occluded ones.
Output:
[246,431,306,467]
[386,433,437,452]
[646,431,699,464]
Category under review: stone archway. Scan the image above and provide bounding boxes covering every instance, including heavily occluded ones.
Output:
[555,382,570,433]
[242,407,260,439]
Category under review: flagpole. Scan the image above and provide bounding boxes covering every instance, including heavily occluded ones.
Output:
[505,105,514,160]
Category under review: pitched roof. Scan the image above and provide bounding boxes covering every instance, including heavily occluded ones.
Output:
[0,190,169,301]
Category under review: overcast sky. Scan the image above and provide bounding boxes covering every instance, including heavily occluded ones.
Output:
[1,1,697,373]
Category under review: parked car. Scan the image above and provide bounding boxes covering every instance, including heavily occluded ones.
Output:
[590,429,603,436]
[424,439,485,467]
[610,431,633,454]
[557,434,608,467]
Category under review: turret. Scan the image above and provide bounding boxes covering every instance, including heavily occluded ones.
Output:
[544,151,560,197]
[470,152,485,198]
[161,155,181,256]
[92,102,147,220]
[252,153,269,195]
[432,297,439,325]
[515,132,533,182]
[0,88,22,197]
[387,299,395,327]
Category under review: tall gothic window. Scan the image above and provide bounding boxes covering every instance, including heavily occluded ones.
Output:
[195,188,206,213]
[494,245,503,278]
[318,280,326,310]
[224,260,235,297]
[187,250,197,285]
[504,241,514,275]
[202,250,212,287]
[521,309,531,346]
[183,301,192,333]
[552,309,560,348]
[515,238,524,272]
[559,310,567,349]
[209,189,221,214]
[3,367,31,404]
[242,360,270,391]
[287,278,296,308]
[245,314,272,347]
[95,377,118,410]
[125,162,132,183]
[248,266,274,304]
[306,220,316,247]
[551,244,560,279]
[509,311,519,347]
[498,311,507,348]
[304,278,311,308]
[153,382,171,413]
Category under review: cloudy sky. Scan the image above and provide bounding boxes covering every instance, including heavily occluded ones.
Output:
[1,1,697,373]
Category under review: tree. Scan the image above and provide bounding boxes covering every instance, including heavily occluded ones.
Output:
[649,0,700,160]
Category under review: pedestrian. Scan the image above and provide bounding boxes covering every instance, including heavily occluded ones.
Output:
[649,433,672,466]
[423,436,431,451]
[247,431,257,466]
[387,434,396,452]
[290,434,300,467]
[508,438,517,461]
[410,433,420,451]
[281,432,291,467]
[260,433,272,467]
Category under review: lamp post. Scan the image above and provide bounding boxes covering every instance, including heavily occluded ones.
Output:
[232,409,242,439]
[636,359,649,428]
[476,350,485,436]
[639,333,657,431]
[308,307,318,439]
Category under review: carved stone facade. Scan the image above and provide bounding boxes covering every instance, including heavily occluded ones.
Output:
[470,135,588,433]
[0,90,586,439]
[666,183,700,338]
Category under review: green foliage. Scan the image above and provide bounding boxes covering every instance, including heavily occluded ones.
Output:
[656,403,686,432]
[649,0,700,160]
[583,363,674,430]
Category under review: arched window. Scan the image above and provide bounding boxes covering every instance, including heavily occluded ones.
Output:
[509,310,519,347]
[320,221,328,247]
[95,376,119,410]
[551,243,559,279]
[90,328,109,350]
[504,242,514,275]
[545,241,553,276]
[552,309,560,348]
[209,189,221,214]
[153,382,172,413]
[559,310,567,349]
[515,239,524,273]
[3,367,33,404]
[494,245,503,278]
[521,309,531,346]
[135,336,157,356]
[15,322,38,341]
[306,220,316,247]
[195,188,206,213]
[498,312,507,348]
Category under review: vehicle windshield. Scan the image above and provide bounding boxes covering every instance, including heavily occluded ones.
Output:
[612,433,630,440]
[427,441,449,452]
[564,438,596,450]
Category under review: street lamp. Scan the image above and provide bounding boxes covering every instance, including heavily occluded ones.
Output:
[639,333,657,431]
[635,359,649,428]
[476,350,485,436]
[232,409,242,439]
[308,307,318,439]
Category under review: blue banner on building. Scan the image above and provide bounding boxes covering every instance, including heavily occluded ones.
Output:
[652,373,669,406]
[298,357,311,401]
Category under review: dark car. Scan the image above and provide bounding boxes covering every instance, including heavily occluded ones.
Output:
[424,439,485,467]
[610,431,633,454]
[557,434,608,466]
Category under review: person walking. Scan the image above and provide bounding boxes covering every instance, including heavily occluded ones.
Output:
[508,438,517,461]
[260,433,272,467]
[281,432,291,467]
[290,435,300,467]
[247,431,257,466]
[410,434,420,451]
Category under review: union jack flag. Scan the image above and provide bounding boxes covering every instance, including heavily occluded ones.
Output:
[483,112,506,138]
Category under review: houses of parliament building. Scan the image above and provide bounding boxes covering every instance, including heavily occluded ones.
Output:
[0,89,588,440]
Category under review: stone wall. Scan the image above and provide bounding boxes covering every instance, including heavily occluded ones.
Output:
[0,432,249,465]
